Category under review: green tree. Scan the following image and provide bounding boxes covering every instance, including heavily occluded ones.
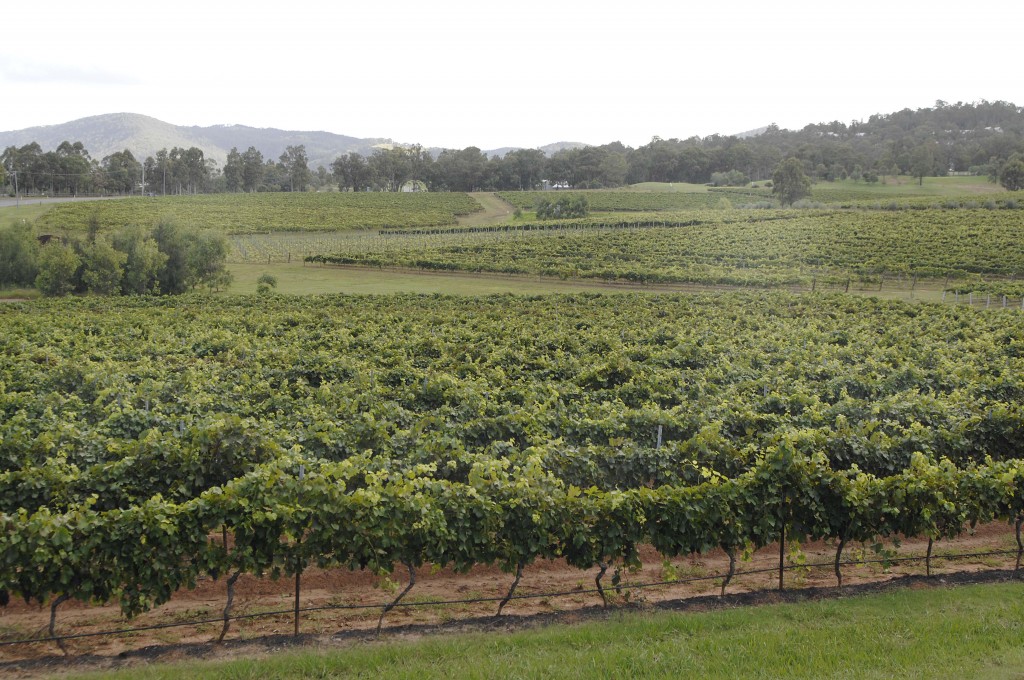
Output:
[433,147,488,191]
[101,149,142,194]
[152,220,230,293]
[113,225,166,295]
[910,143,936,186]
[771,158,812,206]
[331,152,371,192]
[54,141,93,195]
[279,145,311,192]
[598,151,629,187]
[170,146,209,194]
[223,147,243,192]
[0,223,40,286]
[186,230,230,290]
[80,236,127,295]
[998,155,1024,192]
[153,220,191,293]
[368,148,412,191]
[35,242,81,296]
[505,149,547,190]
[241,147,265,192]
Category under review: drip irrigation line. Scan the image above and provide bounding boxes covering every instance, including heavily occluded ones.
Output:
[0,547,1017,648]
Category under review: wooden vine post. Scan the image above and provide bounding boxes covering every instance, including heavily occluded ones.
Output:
[779,522,786,592]
[1015,516,1023,575]
[834,536,846,588]
[294,567,302,637]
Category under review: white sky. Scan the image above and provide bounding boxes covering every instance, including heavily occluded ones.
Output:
[2,0,1022,150]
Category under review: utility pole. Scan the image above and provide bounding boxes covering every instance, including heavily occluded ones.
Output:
[12,170,18,208]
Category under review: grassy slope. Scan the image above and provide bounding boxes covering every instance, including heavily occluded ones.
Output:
[815,175,1003,196]
[625,182,709,192]
[63,581,1024,680]
[0,203,51,230]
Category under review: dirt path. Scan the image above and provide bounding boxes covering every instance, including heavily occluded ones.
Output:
[457,192,515,227]
[0,523,1019,676]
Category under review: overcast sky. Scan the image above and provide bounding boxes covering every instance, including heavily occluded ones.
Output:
[2,0,1021,150]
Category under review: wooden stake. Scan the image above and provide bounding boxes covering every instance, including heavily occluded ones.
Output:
[779,525,786,592]
[294,569,301,637]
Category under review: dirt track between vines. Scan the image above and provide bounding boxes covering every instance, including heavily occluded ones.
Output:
[457,192,515,226]
[1,522,1020,677]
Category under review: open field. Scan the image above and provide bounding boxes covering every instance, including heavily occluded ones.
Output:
[226,262,622,295]
[811,175,1006,200]
[230,260,1012,305]
[0,203,53,231]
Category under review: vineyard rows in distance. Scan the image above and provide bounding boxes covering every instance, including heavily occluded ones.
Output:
[35,192,483,235]
[306,208,1024,292]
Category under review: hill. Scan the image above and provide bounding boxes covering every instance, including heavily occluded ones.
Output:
[482,141,591,158]
[0,114,587,170]
[0,113,392,169]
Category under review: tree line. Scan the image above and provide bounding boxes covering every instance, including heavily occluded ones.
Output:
[0,143,313,196]
[4,100,1024,195]
[0,220,231,296]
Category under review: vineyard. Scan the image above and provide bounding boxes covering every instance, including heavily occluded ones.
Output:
[34,192,482,235]
[2,292,1024,656]
[307,208,1024,288]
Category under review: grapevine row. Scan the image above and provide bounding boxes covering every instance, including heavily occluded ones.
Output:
[2,448,1022,622]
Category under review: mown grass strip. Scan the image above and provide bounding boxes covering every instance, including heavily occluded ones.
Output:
[62,581,1024,679]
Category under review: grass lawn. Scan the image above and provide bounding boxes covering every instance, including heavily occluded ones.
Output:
[0,203,53,230]
[226,262,626,295]
[61,580,1024,679]
[624,182,709,193]
[226,261,962,302]
[815,175,1004,197]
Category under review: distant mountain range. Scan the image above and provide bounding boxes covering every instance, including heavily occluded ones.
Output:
[0,113,590,169]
